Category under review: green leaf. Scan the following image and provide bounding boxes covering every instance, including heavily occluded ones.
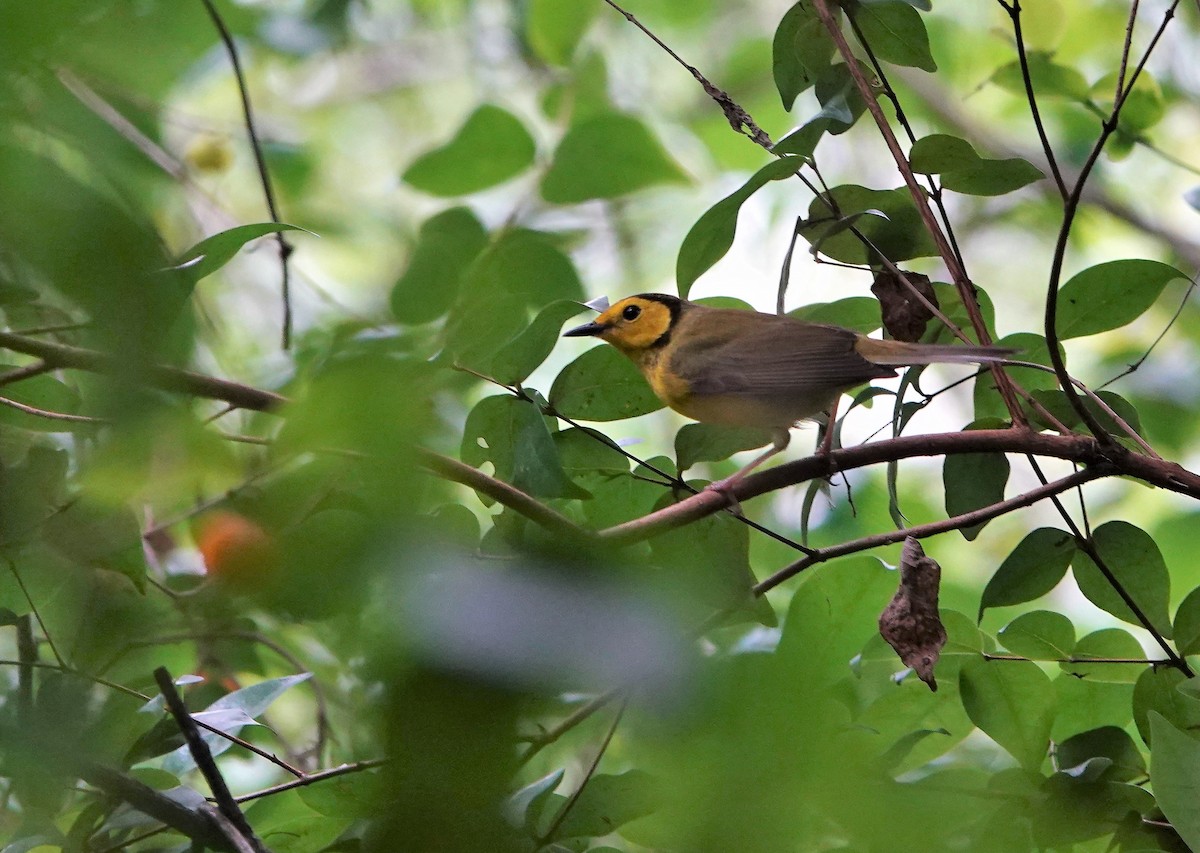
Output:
[959,657,1055,769]
[1061,628,1144,683]
[541,113,688,203]
[675,156,803,296]
[909,134,1043,196]
[549,770,660,840]
[172,222,308,282]
[1149,713,1200,851]
[525,0,597,66]
[43,501,147,593]
[461,395,585,498]
[777,556,898,686]
[491,301,588,385]
[391,208,489,324]
[674,423,772,473]
[1029,388,1143,437]
[506,769,564,829]
[1056,727,1145,783]
[772,1,835,109]
[990,52,1089,100]
[162,674,313,775]
[402,105,536,196]
[298,771,383,819]
[1055,259,1186,340]
[979,528,1075,619]
[943,445,1009,541]
[0,370,84,433]
[1072,521,1172,638]
[549,345,664,422]
[853,1,936,71]
[999,611,1075,660]
[773,63,870,156]
[789,297,881,333]
[1135,668,1200,745]
[800,185,939,264]
[1092,71,1164,135]
[1174,587,1200,656]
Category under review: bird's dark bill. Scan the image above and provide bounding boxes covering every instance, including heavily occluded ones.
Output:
[563,321,606,337]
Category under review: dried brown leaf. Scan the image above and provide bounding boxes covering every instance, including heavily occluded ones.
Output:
[879,537,947,691]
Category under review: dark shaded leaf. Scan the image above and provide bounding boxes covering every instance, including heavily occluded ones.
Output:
[549,770,660,840]
[674,423,772,473]
[1072,521,1172,638]
[491,301,588,385]
[1056,727,1145,783]
[461,395,585,498]
[772,1,835,109]
[943,442,1009,541]
[1133,667,1200,745]
[979,528,1075,618]
[800,185,939,264]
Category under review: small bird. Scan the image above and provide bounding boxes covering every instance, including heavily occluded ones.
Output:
[563,293,1013,490]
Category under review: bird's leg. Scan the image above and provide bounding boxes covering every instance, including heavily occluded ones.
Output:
[705,429,792,513]
[816,396,841,456]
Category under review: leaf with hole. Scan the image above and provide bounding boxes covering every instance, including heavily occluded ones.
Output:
[461,395,585,499]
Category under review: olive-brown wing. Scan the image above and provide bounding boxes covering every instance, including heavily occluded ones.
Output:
[669,312,896,398]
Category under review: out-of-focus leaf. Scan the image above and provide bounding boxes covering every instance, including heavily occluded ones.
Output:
[526,0,597,65]
[541,113,688,203]
[491,301,588,385]
[546,770,660,840]
[853,1,936,71]
[505,769,564,829]
[772,1,835,109]
[1134,667,1200,745]
[43,501,147,593]
[298,771,384,819]
[0,370,85,434]
[1056,727,1145,783]
[549,346,664,422]
[998,610,1075,660]
[1055,259,1186,340]
[789,297,881,333]
[1072,521,1172,638]
[960,657,1054,769]
[461,395,585,499]
[170,223,308,282]
[774,62,871,157]
[978,528,1075,619]
[403,105,536,196]
[391,208,489,324]
[909,134,1043,196]
[991,52,1089,100]
[676,157,803,297]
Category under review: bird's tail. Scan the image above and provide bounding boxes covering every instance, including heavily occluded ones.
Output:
[855,337,1016,367]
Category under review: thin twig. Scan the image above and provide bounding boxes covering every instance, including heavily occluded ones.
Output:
[7,560,66,667]
[0,394,107,424]
[518,688,623,767]
[0,360,53,387]
[232,759,387,804]
[199,0,294,349]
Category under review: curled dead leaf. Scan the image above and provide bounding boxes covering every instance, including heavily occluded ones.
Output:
[879,537,947,691]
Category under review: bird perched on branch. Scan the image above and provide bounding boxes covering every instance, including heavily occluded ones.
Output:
[563,293,1013,491]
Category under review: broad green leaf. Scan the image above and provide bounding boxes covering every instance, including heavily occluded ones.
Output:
[541,113,688,203]
[581,473,662,529]
[959,657,1054,769]
[676,156,803,296]
[1092,71,1164,135]
[297,771,383,819]
[391,208,489,324]
[162,673,313,775]
[403,105,536,196]
[460,395,584,498]
[1061,628,1144,684]
[0,370,84,433]
[999,610,1075,660]
[777,556,897,686]
[526,0,597,66]
[1174,586,1200,656]
[1134,668,1200,745]
[674,423,772,473]
[247,790,353,853]
[553,427,631,476]
[800,185,939,264]
[547,770,660,840]
[979,528,1075,618]
[491,300,588,385]
[1056,727,1145,783]
[1055,259,1186,340]
[1052,676,1134,742]
[172,222,307,282]
[943,445,1009,541]
[772,1,835,109]
[1072,521,1172,638]
[853,1,936,71]
[1029,388,1142,437]
[43,501,147,593]
[909,134,1043,196]
[1149,713,1200,851]
[549,345,664,421]
[789,297,881,334]
[773,63,870,156]
[991,52,1089,100]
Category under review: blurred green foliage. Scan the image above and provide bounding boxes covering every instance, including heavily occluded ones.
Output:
[2,1,1200,852]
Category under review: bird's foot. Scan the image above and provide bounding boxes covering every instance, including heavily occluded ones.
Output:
[705,476,745,517]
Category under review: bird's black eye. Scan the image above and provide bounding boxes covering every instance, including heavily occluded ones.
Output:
[622,304,641,321]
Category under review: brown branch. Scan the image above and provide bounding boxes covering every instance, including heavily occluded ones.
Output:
[599,429,1200,545]
[418,449,597,543]
[753,465,1106,594]
[232,759,387,804]
[0,331,285,411]
[0,359,53,387]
